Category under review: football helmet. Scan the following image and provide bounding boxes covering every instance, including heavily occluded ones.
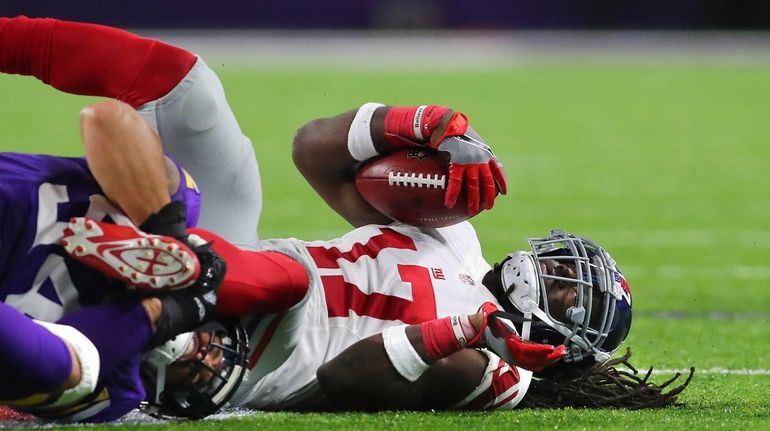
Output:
[140,320,248,419]
[495,229,632,364]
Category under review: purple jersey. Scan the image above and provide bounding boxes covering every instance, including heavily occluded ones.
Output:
[0,152,200,422]
[0,153,121,320]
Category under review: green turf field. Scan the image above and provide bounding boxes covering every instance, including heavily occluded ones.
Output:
[1,64,769,429]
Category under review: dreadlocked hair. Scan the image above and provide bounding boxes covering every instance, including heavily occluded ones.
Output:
[519,348,694,409]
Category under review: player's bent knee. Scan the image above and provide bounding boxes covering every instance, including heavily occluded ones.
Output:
[178,62,227,134]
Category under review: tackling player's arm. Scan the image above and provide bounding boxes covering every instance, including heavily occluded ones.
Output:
[294,105,508,227]
[80,100,178,226]
[2,255,226,422]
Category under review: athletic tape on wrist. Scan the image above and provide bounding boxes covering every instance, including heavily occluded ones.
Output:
[421,315,479,362]
[34,320,100,408]
[382,325,430,382]
[347,102,384,161]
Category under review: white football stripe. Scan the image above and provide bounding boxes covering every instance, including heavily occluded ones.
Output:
[639,367,770,376]
[598,229,770,248]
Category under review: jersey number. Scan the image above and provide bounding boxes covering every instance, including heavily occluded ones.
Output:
[307,228,438,323]
[4,184,130,321]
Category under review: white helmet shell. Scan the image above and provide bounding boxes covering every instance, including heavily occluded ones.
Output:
[500,251,540,314]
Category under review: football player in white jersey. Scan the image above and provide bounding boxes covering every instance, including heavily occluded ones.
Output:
[135,100,684,416]
[128,103,642,416]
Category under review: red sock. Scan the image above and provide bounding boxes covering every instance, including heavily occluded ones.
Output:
[189,229,310,317]
[0,16,196,107]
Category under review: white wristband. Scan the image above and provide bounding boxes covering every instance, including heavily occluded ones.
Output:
[347,102,384,161]
[412,105,428,141]
[382,325,430,382]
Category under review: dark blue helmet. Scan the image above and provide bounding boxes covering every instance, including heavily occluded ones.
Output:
[497,229,632,364]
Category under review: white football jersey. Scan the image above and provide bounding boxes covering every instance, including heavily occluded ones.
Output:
[229,221,531,410]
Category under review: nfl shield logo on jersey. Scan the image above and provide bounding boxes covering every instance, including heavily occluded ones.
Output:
[457,273,475,286]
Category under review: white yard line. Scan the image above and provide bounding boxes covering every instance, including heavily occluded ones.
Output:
[618,265,770,281]
[636,310,770,320]
[646,368,770,376]
[598,229,770,248]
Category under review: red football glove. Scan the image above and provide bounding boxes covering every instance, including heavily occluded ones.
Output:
[468,302,567,373]
[431,115,507,215]
[384,106,507,215]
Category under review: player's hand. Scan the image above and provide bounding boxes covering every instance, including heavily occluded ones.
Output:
[152,236,226,346]
[468,302,566,372]
[428,113,507,215]
[383,106,507,214]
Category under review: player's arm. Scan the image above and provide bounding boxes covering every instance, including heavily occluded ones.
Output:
[293,109,391,227]
[0,292,197,422]
[293,104,507,227]
[80,100,177,226]
[316,304,565,410]
[317,330,488,409]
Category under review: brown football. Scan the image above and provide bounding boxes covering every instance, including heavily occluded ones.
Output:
[355,148,471,228]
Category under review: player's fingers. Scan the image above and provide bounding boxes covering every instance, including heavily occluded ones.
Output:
[507,339,565,371]
[465,165,480,215]
[479,164,496,210]
[445,164,464,208]
[547,345,568,361]
[490,159,508,195]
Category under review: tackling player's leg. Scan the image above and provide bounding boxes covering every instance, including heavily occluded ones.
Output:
[0,16,263,250]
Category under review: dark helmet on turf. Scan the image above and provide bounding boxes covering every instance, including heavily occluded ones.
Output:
[140,320,248,419]
[493,229,632,365]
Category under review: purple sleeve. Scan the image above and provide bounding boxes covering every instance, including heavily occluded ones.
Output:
[168,156,201,228]
[58,301,153,381]
[0,303,72,400]
[83,359,146,423]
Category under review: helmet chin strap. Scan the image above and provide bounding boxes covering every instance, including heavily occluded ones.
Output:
[530,306,611,363]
